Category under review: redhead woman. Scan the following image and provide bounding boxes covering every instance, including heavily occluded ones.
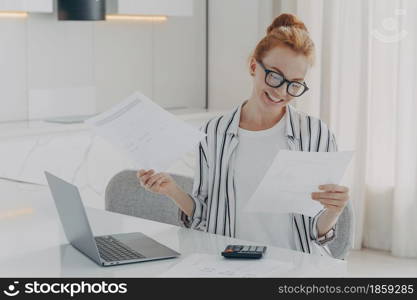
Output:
[137,13,353,259]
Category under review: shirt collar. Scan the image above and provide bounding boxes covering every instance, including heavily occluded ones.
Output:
[226,101,301,140]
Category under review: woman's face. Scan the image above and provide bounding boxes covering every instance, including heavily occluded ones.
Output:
[250,45,310,112]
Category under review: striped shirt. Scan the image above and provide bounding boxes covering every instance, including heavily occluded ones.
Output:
[180,102,353,257]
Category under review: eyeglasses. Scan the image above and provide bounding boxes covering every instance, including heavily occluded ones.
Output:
[257,61,309,97]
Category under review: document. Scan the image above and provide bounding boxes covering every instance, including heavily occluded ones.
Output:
[85,92,205,171]
[244,150,354,217]
[160,254,294,277]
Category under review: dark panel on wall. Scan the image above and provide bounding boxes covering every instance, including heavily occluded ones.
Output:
[58,0,105,21]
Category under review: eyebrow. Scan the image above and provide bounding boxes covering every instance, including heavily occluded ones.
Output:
[267,64,304,82]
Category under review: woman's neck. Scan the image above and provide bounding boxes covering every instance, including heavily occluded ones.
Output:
[239,98,286,131]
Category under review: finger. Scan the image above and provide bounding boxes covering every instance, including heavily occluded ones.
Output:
[144,169,155,176]
[142,170,155,184]
[323,204,340,210]
[137,169,146,178]
[315,198,345,207]
[152,177,167,190]
[146,174,164,188]
[138,169,153,180]
[312,192,346,200]
[144,172,160,186]
[138,170,150,184]
[319,184,348,193]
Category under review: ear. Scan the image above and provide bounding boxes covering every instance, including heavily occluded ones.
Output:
[249,57,257,76]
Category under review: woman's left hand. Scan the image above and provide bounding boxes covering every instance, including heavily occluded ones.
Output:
[311,184,349,216]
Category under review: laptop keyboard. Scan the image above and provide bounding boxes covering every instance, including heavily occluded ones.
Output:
[95,236,145,262]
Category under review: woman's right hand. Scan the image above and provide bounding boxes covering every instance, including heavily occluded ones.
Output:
[136,169,178,197]
[137,169,195,217]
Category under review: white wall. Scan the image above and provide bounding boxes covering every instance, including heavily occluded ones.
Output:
[0,17,27,121]
[208,0,274,110]
[0,0,206,122]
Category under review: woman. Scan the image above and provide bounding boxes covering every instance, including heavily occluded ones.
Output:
[137,13,353,258]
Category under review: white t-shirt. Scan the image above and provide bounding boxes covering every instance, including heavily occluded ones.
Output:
[234,113,295,250]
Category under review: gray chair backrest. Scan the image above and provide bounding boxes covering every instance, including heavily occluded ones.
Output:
[327,201,354,260]
[105,170,193,226]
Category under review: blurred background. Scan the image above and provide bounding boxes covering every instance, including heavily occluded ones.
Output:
[0,0,416,276]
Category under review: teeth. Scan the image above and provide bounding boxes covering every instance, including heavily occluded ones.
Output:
[266,91,283,103]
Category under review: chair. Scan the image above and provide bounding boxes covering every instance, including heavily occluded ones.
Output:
[105,170,193,226]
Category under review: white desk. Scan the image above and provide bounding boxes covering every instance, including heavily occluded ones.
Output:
[0,180,347,277]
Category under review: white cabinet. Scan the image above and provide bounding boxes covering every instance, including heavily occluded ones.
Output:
[0,0,52,12]
[107,0,193,16]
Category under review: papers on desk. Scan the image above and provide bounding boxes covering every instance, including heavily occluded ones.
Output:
[160,254,294,277]
[244,150,354,217]
[85,92,205,171]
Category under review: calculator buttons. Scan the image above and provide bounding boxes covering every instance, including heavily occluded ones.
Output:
[222,245,267,259]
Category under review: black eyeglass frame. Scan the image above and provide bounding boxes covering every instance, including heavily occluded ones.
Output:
[257,60,309,97]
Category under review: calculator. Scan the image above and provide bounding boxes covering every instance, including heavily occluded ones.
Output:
[221,245,267,259]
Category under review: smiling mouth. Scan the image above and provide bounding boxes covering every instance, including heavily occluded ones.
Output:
[265,91,285,104]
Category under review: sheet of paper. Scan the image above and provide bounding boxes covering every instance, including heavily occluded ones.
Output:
[85,92,205,171]
[244,150,354,217]
[159,254,294,278]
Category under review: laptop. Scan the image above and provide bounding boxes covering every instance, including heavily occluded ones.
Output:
[45,171,180,267]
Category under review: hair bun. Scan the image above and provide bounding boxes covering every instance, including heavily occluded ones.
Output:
[267,13,308,34]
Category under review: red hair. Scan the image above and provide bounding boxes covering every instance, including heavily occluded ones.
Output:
[252,13,315,67]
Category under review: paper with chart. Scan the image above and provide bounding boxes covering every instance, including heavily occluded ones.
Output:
[244,150,354,217]
[160,254,294,278]
[85,92,206,171]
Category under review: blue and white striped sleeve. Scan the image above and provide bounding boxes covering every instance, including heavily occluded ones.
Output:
[179,127,210,231]
[310,130,338,245]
